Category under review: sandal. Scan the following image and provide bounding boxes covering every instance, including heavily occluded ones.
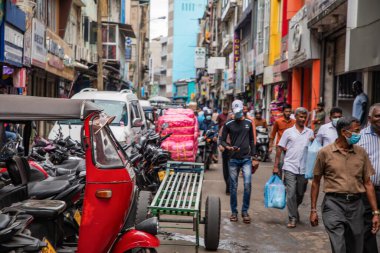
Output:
[242,213,251,224]
[230,214,238,222]
[287,219,297,228]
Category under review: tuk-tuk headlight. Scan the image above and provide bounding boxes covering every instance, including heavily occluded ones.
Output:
[135,217,159,235]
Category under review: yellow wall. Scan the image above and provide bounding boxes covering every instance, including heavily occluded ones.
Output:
[269,0,281,65]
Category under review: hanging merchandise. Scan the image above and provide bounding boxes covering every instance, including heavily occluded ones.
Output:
[269,83,287,125]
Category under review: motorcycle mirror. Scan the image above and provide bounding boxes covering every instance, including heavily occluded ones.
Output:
[162,123,169,130]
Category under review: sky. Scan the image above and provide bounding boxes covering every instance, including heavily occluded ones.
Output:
[150,0,168,39]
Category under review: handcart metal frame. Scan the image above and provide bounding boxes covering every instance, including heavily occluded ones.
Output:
[149,161,221,251]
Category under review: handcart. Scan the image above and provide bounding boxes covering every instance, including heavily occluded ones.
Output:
[149,161,221,251]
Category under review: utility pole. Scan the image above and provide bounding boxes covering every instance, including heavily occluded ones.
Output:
[97,0,104,90]
[136,4,141,98]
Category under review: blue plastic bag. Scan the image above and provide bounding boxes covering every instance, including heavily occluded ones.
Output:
[305,140,322,179]
[264,175,286,209]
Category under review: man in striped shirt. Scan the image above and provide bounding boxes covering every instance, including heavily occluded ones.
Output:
[358,103,380,253]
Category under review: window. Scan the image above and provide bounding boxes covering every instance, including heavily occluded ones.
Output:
[35,0,57,32]
[130,102,142,122]
[102,24,118,60]
[92,122,124,168]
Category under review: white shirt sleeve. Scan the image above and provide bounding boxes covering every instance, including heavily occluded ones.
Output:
[278,129,289,149]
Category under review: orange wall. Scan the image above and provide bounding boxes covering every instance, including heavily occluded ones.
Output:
[291,68,302,109]
[287,0,304,20]
[311,60,321,110]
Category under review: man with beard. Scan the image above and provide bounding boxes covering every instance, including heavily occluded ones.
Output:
[273,107,314,228]
[359,103,380,253]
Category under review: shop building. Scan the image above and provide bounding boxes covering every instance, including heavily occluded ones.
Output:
[0,0,26,95]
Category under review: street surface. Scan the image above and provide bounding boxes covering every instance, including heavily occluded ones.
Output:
[157,157,331,253]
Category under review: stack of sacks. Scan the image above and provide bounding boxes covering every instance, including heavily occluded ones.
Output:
[158,109,199,162]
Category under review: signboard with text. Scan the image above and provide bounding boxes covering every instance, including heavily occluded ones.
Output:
[194,47,206,68]
[31,18,47,68]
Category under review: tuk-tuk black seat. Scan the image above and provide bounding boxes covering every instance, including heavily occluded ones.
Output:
[11,199,66,219]
[28,180,70,199]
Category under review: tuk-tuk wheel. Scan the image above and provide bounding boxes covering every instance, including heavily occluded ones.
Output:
[125,248,157,253]
[204,196,220,251]
[135,191,153,225]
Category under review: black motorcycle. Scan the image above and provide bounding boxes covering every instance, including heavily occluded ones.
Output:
[197,128,218,170]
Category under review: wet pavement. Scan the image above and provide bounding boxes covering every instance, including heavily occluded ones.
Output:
[156,157,377,252]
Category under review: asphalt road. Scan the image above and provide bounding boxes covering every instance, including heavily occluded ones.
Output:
[157,157,379,253]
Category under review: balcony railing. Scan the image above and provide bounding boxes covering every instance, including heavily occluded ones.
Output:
[221,0,237,22]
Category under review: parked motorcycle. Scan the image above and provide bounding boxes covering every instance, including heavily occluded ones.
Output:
[197,128,218,170]
[256,126,269,162]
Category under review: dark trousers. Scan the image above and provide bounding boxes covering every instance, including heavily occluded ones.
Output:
[222,150,230,192]
[284,171,307,220]
[363,189,380,253]
[322,195,365,253]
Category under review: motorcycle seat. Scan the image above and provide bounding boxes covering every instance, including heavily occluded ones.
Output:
[13,199,66,219]
[0,214,11,231]
[44,174,76,182]
[58,159,85,172]
[28,180,70,199]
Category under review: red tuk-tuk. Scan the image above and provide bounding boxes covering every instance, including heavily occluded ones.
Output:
[0,95,159,253]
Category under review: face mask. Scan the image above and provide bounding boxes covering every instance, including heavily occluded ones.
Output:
[345,131,361,145]
[234,111,243,119]
[332,118,340,127]
[206,115,212,121]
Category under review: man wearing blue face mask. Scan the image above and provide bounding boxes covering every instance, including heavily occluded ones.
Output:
[310,117,380,253]
[221,100,255,224]
[315,107,343,147]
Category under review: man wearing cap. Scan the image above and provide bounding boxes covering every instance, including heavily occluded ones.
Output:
[221,100,256,224]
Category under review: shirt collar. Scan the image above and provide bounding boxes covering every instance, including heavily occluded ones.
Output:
[332,142,356,154]
[291,125,308,135]
[281,117,293,123]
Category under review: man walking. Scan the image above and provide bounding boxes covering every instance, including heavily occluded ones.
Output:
[269,104,295,153]
[315,107,343,147]
[273,107,313,228]
[358,103,380,253]
[216,107,229,130]
[310,117,380,253]
[352,80,369,127]
[221,100,255,224]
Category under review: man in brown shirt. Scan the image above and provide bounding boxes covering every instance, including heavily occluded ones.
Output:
[253,109,268,129]
[269,104,295,153]
[310,117,380,253]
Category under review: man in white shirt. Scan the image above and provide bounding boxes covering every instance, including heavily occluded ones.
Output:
[315,107,343,147]
[273,107,314,228]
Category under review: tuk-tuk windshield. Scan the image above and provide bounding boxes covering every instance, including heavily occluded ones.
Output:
[93,100,128,126]
[92,123,124,168]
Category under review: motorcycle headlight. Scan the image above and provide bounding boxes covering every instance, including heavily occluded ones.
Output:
[135,217,159,235]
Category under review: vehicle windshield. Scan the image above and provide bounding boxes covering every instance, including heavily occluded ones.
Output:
[58,119,83,125]
[93,100,128,126]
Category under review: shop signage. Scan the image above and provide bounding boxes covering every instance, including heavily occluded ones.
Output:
[194,47,206,68]
[45,29,74,80]
[12,68,26,88]
[31,18,47,68]
[3,23,23,66]
[233,32,240,74]
[288,5,319,68]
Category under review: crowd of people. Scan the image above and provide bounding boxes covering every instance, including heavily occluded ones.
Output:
[197,80,380,253]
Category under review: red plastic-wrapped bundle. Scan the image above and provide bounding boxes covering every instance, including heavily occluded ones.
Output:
[158,109,198,162]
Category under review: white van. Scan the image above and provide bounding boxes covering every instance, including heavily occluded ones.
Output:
[48,88,147,145]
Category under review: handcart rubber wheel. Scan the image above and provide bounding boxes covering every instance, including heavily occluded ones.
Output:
[135,190,153,225]
[204,196,220,251]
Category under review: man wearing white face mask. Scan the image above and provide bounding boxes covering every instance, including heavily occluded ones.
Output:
[315,107,343,147]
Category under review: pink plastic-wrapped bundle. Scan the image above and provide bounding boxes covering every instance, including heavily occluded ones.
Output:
[157,115,195,130]
[161,140,196,151]
[164,108,195,118]
[170,152,196,162]
[161,126,195,135]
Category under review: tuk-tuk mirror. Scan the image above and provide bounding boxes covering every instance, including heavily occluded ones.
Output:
[132,118,143,128]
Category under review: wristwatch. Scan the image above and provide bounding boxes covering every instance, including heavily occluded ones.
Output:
[372,210,380,216]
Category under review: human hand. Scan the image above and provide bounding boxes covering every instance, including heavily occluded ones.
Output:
[372,215,380,234]
[273,166,279,175]
[310,211,318,227]
[268,147,273,153]
[309,137,315,142]
[218,145,225,152]
[225,146,234,151]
